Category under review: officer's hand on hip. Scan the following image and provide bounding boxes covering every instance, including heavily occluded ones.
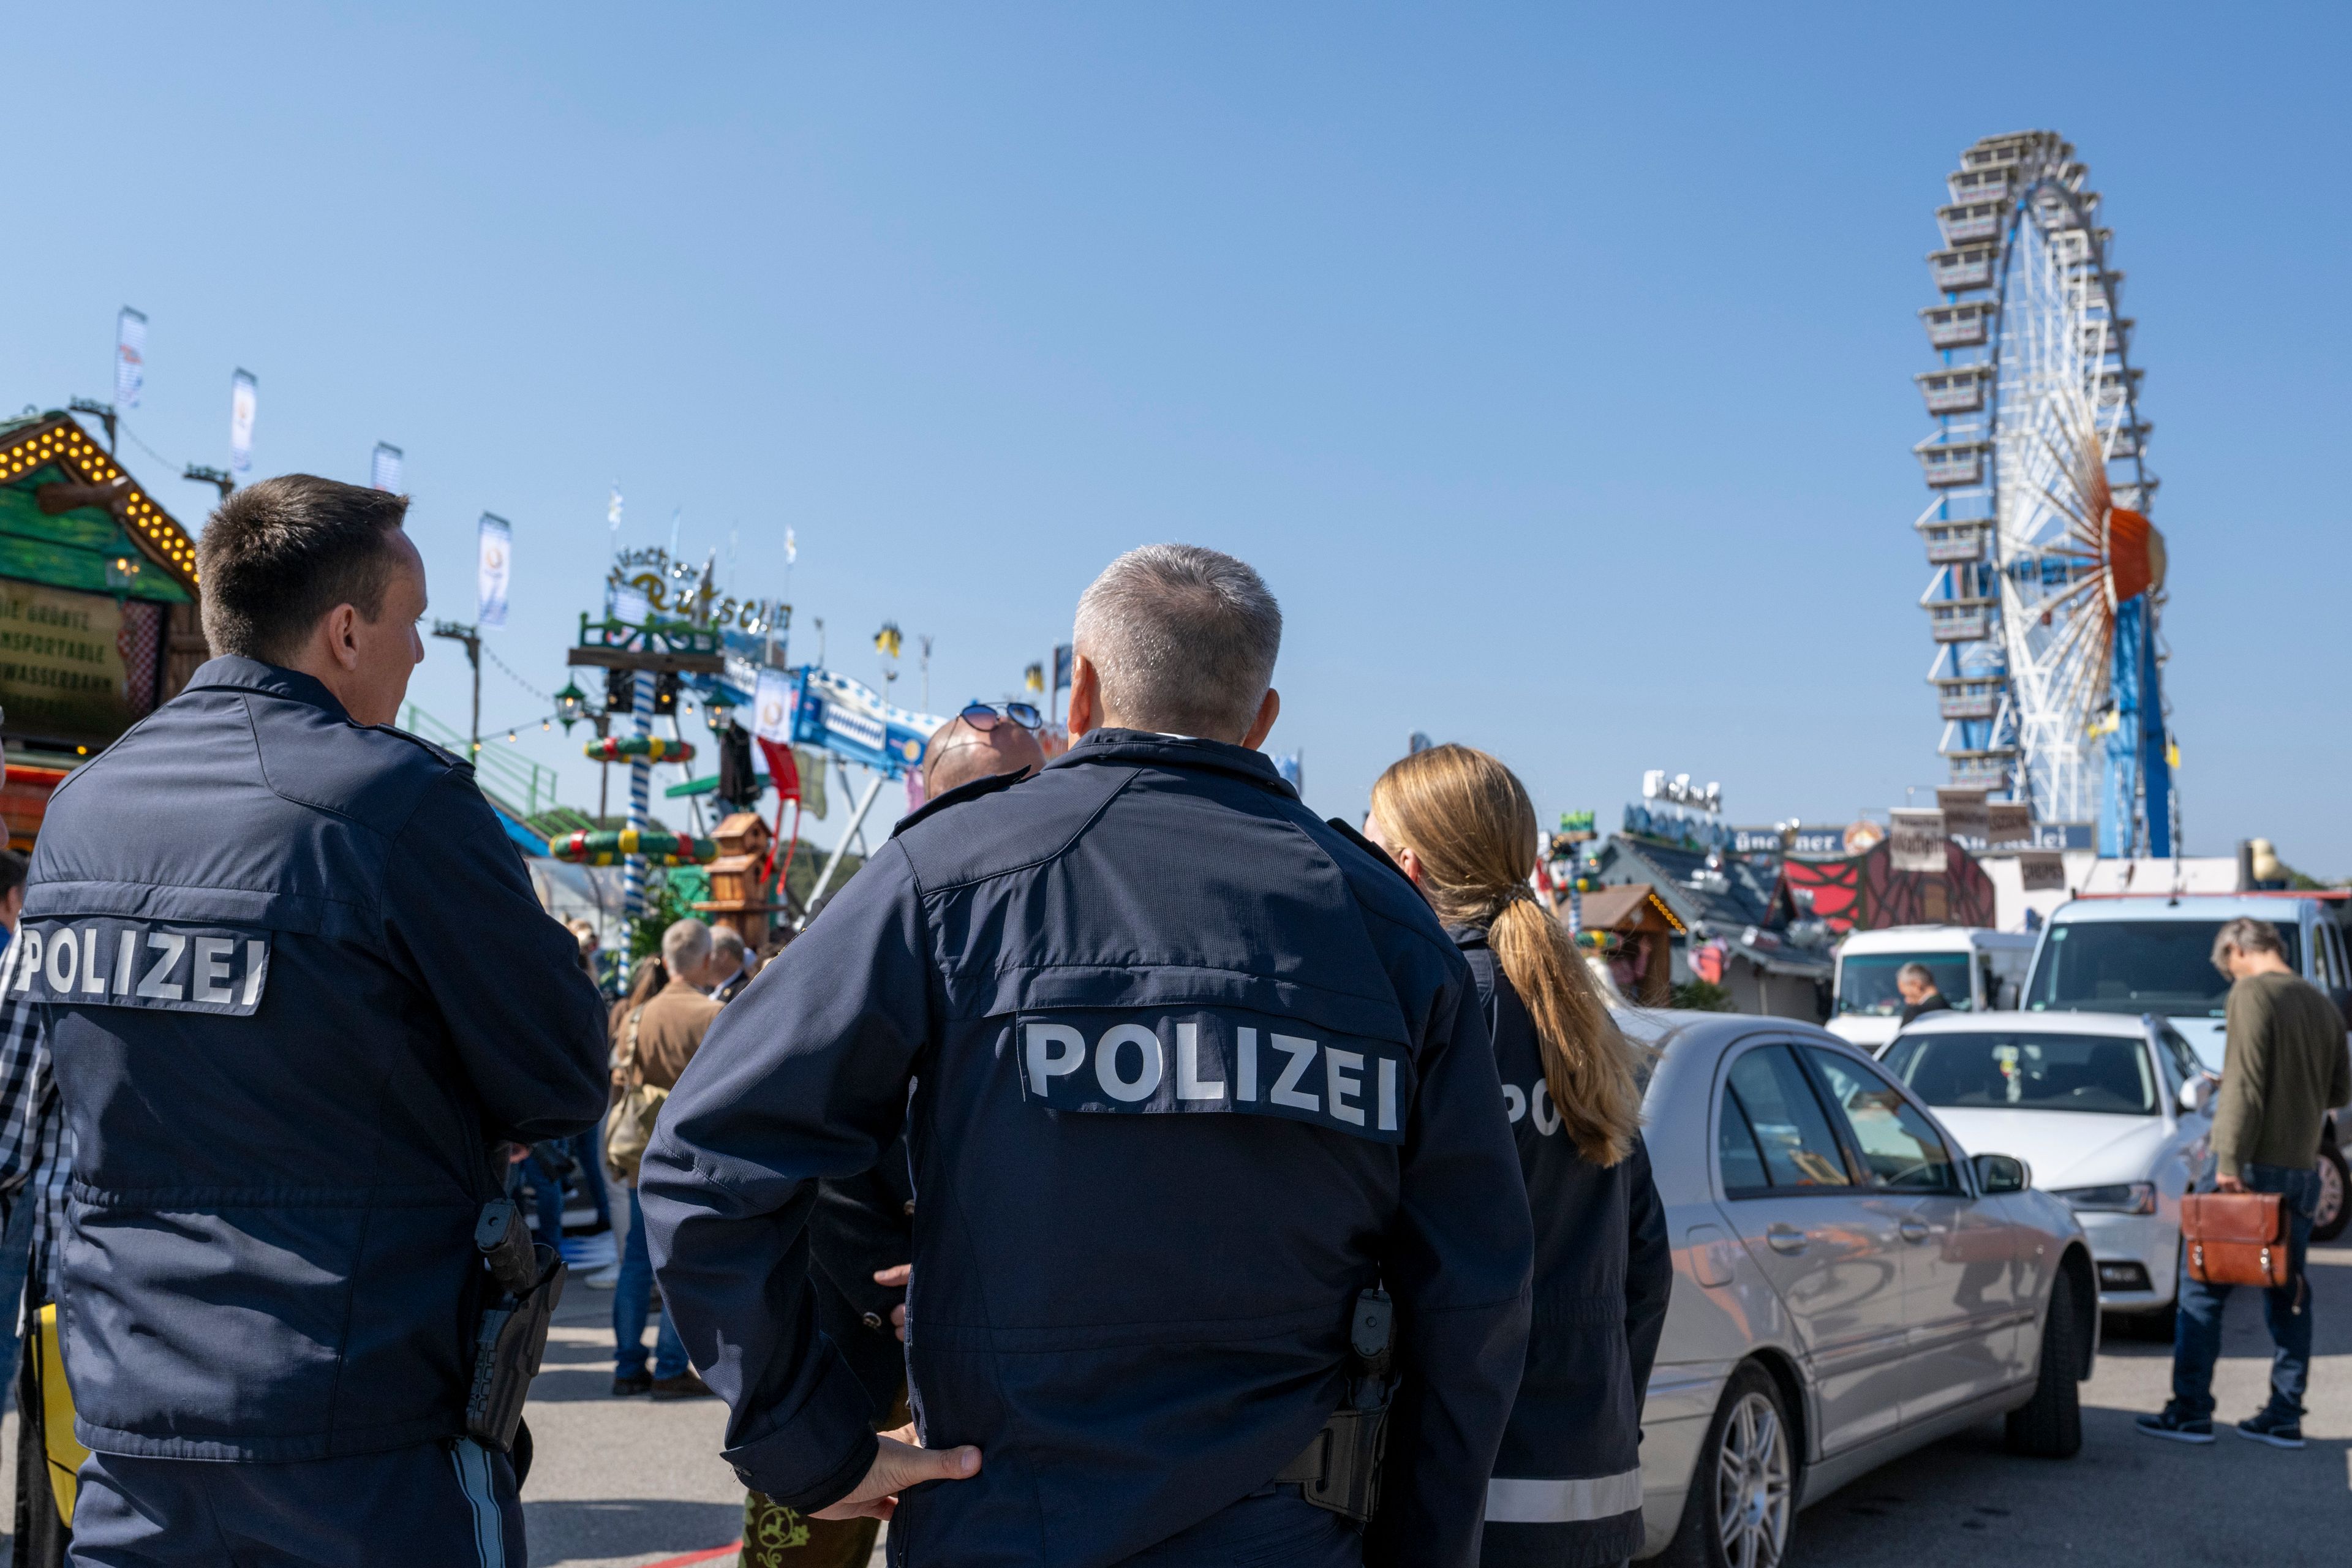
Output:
[812,1423,980,1521]
[875,1264,910,1343]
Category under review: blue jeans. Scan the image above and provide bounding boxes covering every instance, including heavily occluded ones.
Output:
[614,1188,688,1380]
[570,1130,612,1230]
[2172,1162,2320,1421]
[516,1135,612,1247]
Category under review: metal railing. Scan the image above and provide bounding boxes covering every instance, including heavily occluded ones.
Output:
[399,704,562,819]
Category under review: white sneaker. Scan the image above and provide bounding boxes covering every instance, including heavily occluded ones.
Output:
[579,1265,621,1290]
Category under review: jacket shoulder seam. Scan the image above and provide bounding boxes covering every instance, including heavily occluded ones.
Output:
[910,769,1140,897]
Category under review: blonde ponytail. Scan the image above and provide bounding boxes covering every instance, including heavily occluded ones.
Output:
[1370,745,1643,1166]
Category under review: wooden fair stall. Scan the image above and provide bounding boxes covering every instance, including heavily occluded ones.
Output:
[0,412,206,848]
[1573,883,1683,1008]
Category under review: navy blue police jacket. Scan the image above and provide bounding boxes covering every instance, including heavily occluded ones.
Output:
[1454,930,1671,1568]
[641,731,1534,1568]
[17,657,609,1461]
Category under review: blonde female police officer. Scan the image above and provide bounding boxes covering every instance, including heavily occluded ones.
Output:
[21,477,608,1567]
[642,546,1534,1567]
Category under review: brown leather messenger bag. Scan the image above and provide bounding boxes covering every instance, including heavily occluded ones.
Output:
[2180,1191,2291,1289]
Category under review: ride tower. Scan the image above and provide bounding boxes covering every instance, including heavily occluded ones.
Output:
[1910,130,2177,858]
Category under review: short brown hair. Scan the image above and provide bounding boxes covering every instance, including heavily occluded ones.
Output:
[2212,916,2286,973]
[196,475,411,665]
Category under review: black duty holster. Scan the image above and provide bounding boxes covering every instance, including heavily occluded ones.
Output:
[465,1200,568,1453]
[1273,1287,1395,1522]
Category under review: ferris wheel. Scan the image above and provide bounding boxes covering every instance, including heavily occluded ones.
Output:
[1912,130,2176,857]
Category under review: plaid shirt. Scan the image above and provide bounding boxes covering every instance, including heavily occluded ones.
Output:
[0,937,70,1303]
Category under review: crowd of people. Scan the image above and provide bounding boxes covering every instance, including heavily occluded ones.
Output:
[0,473,2327,1568]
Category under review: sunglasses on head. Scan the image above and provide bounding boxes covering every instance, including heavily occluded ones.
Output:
[960,701,1042,733]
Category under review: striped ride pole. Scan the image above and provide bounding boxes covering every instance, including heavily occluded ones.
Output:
[623,669,654,921]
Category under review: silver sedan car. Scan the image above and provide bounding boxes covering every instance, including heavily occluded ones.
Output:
[1626,1012,2096,1566]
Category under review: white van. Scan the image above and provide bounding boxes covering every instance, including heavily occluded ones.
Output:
[1825,925,2037,1052]
[2021,893,2352,1243]
[2022,894,2350,1072]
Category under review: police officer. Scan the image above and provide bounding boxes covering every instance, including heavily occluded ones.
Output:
[20,475,608,1567]
[642,545,1534,1567]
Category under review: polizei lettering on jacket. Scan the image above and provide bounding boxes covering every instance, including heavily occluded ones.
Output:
[4,919,271,1016]
[1014,1010,1411,1145]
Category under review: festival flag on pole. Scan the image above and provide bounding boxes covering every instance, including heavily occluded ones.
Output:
[115,309,147,410]
[477,514,512,629]
[228,370,258,473]
[752,667,802,802]
[1052,644,1073,693]
[785,527,797,565]
[370,442,403,492]
[1023,662,1045,695]
[607,484,624,535]
[875,622,903,659]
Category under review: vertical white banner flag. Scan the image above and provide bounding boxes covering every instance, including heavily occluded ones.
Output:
[752,667,794,746]
[115,308,147,409]
[371,442,404,492]
[477,513,511,630]
[228,370,258,473]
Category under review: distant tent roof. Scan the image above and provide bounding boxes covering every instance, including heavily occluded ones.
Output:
[0,412,200,603]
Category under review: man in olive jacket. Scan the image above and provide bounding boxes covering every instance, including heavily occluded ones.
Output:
[2139,916,2350,1449]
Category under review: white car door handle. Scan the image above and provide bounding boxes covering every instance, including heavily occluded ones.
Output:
[1899,1218,1931,1243]
[1765,1223,1807,1255]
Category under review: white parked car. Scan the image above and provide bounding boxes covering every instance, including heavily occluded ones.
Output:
[1629,1012,2095,1565]
[1877,1010,2212,1333]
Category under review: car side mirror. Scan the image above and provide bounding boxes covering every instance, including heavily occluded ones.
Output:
[1973,1153,2030,1194]
[2177,1079,2204,1116]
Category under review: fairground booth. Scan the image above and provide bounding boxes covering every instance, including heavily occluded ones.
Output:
[0,412,207,846]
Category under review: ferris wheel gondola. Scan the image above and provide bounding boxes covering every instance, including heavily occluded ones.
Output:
[1912,130,2177,856]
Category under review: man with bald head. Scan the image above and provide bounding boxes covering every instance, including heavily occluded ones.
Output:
[921,705,1048,800]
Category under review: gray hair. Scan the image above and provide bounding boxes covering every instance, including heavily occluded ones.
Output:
[1072,545,1281,740]
[2212,916,2284,972]
[1897,962,1937,989]
[709,925,747,966]
[660,918,712,975]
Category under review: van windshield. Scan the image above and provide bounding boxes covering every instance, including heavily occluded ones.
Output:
[2026,919,2301,1018]
[1838,953,1973,1016]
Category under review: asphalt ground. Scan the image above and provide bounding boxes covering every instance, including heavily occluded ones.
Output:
[1786,1238,2352,1566]
[3,1243,2346,1565]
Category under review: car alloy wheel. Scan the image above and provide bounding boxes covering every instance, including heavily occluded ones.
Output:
[1715,1389,1793,1568]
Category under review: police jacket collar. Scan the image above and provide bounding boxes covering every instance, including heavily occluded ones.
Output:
[183,655,353,720]
[1049,728,1294,796]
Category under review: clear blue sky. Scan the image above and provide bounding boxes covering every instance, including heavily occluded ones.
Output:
[7,4,2347,869]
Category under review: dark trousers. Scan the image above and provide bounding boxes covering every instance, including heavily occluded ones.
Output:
[1112,1488,1360,1567]
[69,1438,523,1567]
[2172,1162,2320,1421]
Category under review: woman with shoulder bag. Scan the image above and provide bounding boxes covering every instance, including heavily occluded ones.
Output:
[1367,745,1671,1568]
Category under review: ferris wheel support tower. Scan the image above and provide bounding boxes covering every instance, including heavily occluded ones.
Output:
[1910,130,2176,858]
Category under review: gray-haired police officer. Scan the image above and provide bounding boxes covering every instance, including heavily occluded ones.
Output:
[643,545,1534,1567]
[21,476,608,1568]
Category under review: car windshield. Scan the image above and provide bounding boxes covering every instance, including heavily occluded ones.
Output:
[2026,919,2301,1018]
[1838,952,1973,1016]
[1882,1030,2157,1116]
